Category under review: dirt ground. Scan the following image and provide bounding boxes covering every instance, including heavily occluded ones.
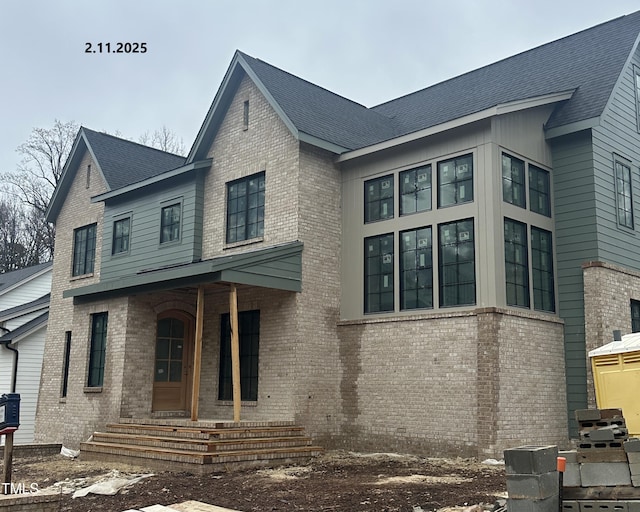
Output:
[4,451,506,512]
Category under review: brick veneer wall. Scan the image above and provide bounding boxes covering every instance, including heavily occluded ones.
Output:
[583,261,640,405]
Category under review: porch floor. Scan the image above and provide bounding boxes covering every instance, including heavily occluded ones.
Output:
[80,418,322,474]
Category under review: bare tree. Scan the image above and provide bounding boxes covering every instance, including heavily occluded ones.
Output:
[139,125,186,155]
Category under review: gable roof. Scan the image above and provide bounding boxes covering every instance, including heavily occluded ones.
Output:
[0,262,52,296]
[0,311,48,345]
[0,293,50,323]
[190,11,640,160]
[47,128,186,222]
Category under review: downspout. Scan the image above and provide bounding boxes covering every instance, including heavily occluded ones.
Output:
[0,327,18,393]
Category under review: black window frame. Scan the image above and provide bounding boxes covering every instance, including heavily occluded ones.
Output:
[531,227,555,312]
[438,218,476,307]
[364,233,394,313]
[615,158,634,230]
[160,202,182,244]
[219,310,260,401]
[438,154,473,208]
[364,175,394,223]
[400,226,433,310]
[529,164,551,217]
[400,165,432,216]
[632,300,640,333]
[87,312,108,388]
[112,217,131,255]
[61,331,72,398]
[72,223,97,277]
[504,218,530,308]
[634,67,640,132]
[226,172,265,244]
[502,153,526,208]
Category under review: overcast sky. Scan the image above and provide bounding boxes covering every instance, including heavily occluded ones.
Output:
[1,1,638,178]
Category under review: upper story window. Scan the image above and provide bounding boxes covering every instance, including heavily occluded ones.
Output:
[438,154,473,208]
[615,158,634,229]
[632,300,640,333]
[529,165,551,217]
[438,218,475,307]
[502,153,526,208]
[634,68,640,132]
[112,217,131,255]
[226,172,265,244]
[531,226,555,312]
[88,312,108,388]
[160,203,181,244]
[72,223,97,276]
[400,165,431,215]
[365,175,394,223]
[243,100,249,130]
[364,233,394,313]
[504,218,530,308]
[400,226,433,310]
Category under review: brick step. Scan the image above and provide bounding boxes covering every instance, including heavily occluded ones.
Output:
[92,432,313,452]
[80,440,323,466]
[106,423,306,440]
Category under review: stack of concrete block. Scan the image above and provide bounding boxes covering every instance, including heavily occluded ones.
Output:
[504,445,559,512]
[575,409,632,487]
[627,438,640,487]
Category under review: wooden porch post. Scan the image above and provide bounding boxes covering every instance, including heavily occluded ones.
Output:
[229,284,241,422]
[190,285,205,421]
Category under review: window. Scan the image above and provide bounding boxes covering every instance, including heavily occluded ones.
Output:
[72,224,97,276]
[635,68,640,131]
[243,100,249,130]
[400,165,431,215]
[160,203,181,243]
[219,310,260,401]
[529,165,551,217]
[502,154,526,208]
[112,217,130,255]
[632,300,640,333]
[88,313,108,387]
[155,317,185,383]
[439,219,475,307]
[364,233,394,313]
[400,227,433,310]
[365,175,394,222]
[61,331,72,398]
[226,172,265,243]
[438,154,473,207]
[504,219,530,307]
[615,159,634,229]
[531,227,555,312]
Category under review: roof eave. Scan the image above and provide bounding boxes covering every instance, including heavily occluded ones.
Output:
[91,159,212,202]
[544,116,600,139]
[338,90,576,163]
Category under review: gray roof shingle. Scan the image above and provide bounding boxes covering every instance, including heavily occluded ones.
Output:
[82,128,186,190]
[0,262,52,295]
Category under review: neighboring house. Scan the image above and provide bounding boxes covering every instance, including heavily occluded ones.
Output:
[35,11,640,458]
[0,262,52,444]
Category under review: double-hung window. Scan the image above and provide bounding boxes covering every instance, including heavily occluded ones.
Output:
[502,154,526,208]
[226,172,265,243]
[615,159,634,229]
[438,154,473,207]
[160,203,181,243]
[112,217,131,254]
[438,219,475,307]
[73,224,97,276]
[88,312,108,387]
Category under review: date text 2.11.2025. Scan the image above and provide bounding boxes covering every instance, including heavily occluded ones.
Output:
[85,42,147,53]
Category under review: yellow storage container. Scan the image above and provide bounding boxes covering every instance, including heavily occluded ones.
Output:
[589,332,640,436]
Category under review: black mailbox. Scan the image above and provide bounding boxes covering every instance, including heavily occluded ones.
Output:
[0,393,20,432]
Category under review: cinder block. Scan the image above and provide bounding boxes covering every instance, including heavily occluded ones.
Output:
[633,474,640,487]
[577,448,627,463]
[563,501,579,512]
[505,446,559,475]
[580,462,631,487]
[507,472,558,499]
[588,429,616,441]
[507,496,559,512]
[628,452,640,464]
[628,501,640,512]
[576,409,601,422]
[600,409,624,419]
[563,462,581,487]
[629,463,640,476]
[559,450,578,463]
[625,438,640,452]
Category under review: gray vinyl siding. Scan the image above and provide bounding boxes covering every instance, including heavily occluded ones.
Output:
[550,130,597,435]
[100,176,203,280]
[592,45,640,269]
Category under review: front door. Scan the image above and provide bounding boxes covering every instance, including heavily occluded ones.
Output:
[152,311,194,412]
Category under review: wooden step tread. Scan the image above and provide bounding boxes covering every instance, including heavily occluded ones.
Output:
[95,432,312,446]
[107,423,305,436]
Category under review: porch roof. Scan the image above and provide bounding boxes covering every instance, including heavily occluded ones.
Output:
[64,241,303,302]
